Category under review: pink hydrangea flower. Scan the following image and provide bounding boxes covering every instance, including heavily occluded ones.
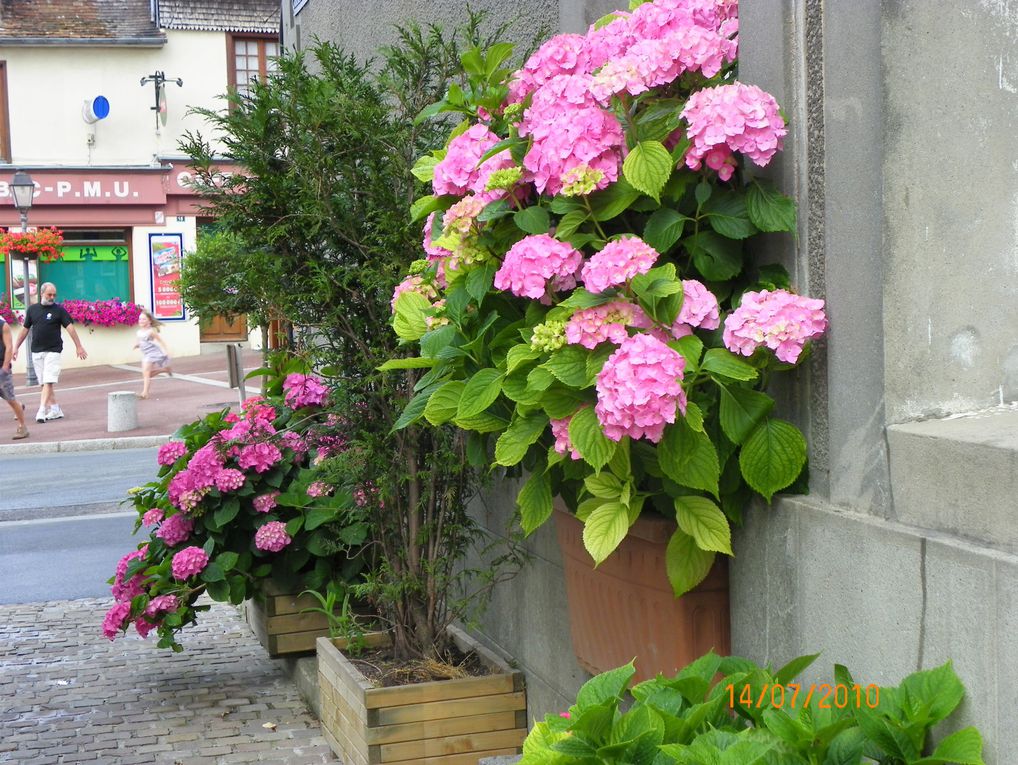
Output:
[582,13,636,72]
[432,123,513,197]
[254,521,292,553]
[157,441,187,466]
[144,594,180,617]
[595,333,687,442]
[519,75,625,196]
[580,237,660,294]
[423,212,454,286]
[629,0,736,39]
[156,513,195,547]
[671,279,721,337]
[565,301,653,349]
[307,481,333,498]
[507,33,591,104]
[141,508,164,527]
[112,546,148,602]
[134,618,157,639]
[283,374,330,409]
[551,416,582,460]
[186,443,225,490]
[723,289,827,363]
[280,431,307,454]
[237,441,283,473]
[102,602,132,640]
[494,235,584,301]
[391,275,439,312]
[253,491,280,513]
[170,546,209,580]
[681,82,787,181]
[214,468,245,492]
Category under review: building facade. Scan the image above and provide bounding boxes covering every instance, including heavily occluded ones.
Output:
[0,0,279,370]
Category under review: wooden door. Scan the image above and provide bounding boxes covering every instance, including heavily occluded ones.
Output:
[199,314,247,342]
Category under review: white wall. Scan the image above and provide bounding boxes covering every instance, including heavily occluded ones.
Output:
[2,30,230,165]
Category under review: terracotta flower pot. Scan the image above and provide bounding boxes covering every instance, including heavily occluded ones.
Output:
[555,503,730,683]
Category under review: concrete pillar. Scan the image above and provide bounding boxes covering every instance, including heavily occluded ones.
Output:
[107,391,138,432]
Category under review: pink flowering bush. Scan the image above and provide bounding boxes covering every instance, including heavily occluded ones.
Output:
[103,358,369,650]
[62,298,144,327]
[389,0,827,598]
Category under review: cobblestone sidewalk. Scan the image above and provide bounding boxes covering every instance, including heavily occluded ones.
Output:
[0,598,339,764]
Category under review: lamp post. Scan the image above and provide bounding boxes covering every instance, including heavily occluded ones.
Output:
[10,171,38,386]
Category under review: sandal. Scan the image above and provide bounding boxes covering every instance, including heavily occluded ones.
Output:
[12,426,29,440]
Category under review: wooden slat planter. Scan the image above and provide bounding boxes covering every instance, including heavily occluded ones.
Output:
[244,579,339,657]
[317,626,527,765]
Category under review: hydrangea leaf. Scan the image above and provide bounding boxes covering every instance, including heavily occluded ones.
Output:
[518,470,553,535]
[747,179,797,232]
[392,291,431,342]
[569,405,616,470]
[582,501,630,564]
[514,206,551,235]
[457,369,505,418]
[674,496,732,555]
[622,140,673,203]
[718,384,774,445]
[659,417,720,497]
[494,410,549,467]
[664,529,715,597]
[739,418,807,501]
[643,207,687,253]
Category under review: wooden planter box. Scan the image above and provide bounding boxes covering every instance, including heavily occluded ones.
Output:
[555,503,730,683]
[244,579,338,657]
[317,626,527,765]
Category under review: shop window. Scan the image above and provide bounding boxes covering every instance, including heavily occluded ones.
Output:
[228,35,279,99]
[40,230,132,302]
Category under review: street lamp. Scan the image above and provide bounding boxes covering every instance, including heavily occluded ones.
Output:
[10,170,38,385]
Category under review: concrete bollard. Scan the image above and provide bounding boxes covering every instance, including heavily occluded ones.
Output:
[107,391,138,433]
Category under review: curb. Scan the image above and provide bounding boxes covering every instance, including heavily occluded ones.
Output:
[0,434,172,457]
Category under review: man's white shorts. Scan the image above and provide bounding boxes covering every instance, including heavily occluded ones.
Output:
[32,351,62,384]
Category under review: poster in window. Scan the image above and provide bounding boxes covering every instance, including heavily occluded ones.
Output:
[7,257,38,310]
[148,233,186,321]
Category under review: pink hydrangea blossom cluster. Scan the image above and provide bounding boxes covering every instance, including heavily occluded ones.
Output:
[595,333,687,442]
[142,508,164,526]
[134,617,158,639]
[157,441,187,466]
[565,301,652,349]
[170,546,209,580]
[144,594,180,618]
[307,481,333,498]
[681,82,787,181]
[507,33,590,104]
[254,521,292,552]
[283,374,329,409]
[353,482,382,508]
[112,546,148,602]
[280,431,307,454]
[156,513,195,547]
[102,602,132,640]
[494,235,584,301]
[671,279,721,337]
[253,491,280,513]
[628,0,738,40]
[432,123,514,198]
[519,75,624,196]
[723,289,827,364]
[237,442,282,474]
[580,237,660,294]
[167,442,225,511]
[551,416,582,460]
[214,468,245,492]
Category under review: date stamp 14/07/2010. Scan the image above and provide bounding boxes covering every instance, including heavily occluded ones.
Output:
[726,683,881,711]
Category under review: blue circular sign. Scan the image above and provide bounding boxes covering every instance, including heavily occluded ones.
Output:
[91,96,110,119]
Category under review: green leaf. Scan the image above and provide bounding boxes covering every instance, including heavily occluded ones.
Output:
[558,288,612,309]
[590,178,641,221]
[392,384,437,431]
[622,140,673,202]
[719,384,775,445]
[410,155,439,183]
[747,180,797,232]
[695,179,712,206]
[377,356,440,371]
[540,386,588,419]
[659,418,720,497]
[671,334,704,372]
[686,231,743,281]
[457,369,505,418]
[484,42,516,77]
[205,578,230,601]
[569,406,616,470]
[684,401,705,432]
[216,551,239,572]
[410,193,444,223]
[518,470,553,535]
[702,348,759,381]
[774,653,820,685]
[703,191,758,239]
[900,661,966,726]
[453,411,509,433]
[478,198,512,222]
[665,530,715,597]
[505,344,541,373]
[585,472,624,499]
[423,380,465,425]
[466,263,497,302]
[392,290,431,342]
[913,728,985,765]
[824,729,867,765]
[550,196,582,214]
[643,208,687,253]
[214,497,240,528]
[544,345,590,388]
[576,662,636,710]
[514,206,551,235]
[555,209,588,240]
[674,496,732,555]
[495,411,550,467]
[305,506,338,531]
[527,365,555,392]
[201,562,226,583]
[739,419,807,502]
[583,501,631,564]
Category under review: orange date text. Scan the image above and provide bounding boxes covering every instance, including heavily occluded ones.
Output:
[725,683,880,710]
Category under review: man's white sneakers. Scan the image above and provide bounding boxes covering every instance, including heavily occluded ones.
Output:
[35,409,47,423]
[45,405,64,421]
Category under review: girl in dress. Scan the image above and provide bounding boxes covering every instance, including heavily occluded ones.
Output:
[134,309,173,399]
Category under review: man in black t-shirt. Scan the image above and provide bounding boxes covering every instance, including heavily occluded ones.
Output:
[12,282,87,422]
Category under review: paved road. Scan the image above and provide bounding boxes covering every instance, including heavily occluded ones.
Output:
[0,513,140,604]
[0,447,158,520]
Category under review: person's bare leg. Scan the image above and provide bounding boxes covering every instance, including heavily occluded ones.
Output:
[7,399,27,436]
[40,383,53,411]
[140,362,152,399]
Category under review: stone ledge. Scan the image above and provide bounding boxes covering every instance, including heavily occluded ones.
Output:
[887,407,1018,553]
